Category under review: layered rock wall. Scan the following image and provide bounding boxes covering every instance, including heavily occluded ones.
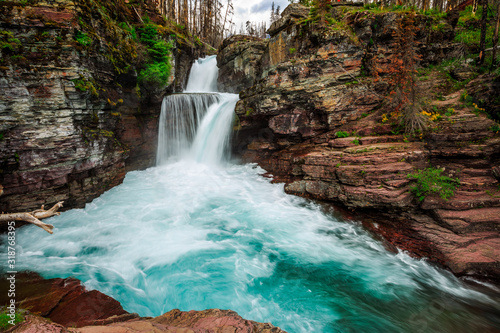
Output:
[0,0,203,212]
[219,4,500,282]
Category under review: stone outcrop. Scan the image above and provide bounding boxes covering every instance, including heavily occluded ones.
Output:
[219,4,500,283]
[217,35,268,93]
[2,273,286,333]
[8,310,286,333]
[0,0,203,213]
[0,272,133,328]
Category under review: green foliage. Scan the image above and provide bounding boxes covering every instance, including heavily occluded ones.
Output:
[138,62,171,88]
[72,78,98,97]
[137,24,159,46]
[352,138,360,145]
[0,30,21,51]
[148,40,172,62]
[75,30,92,46]
[421,8,447,19]
[431,22,447,32]
[335,131,349,138]
[454,26,493,48]
[0,309,24,330]
[407,167,460,201]
[289,47,296,55]
[118,22,137,40]
[460,90,474,105]
[490,124,500,133]
[136,23,173,89]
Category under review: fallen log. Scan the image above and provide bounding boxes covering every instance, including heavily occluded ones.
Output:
[0,184,63,233]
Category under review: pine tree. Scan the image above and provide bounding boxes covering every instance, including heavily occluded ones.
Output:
[384,11,427,134]
[271,2,276,24]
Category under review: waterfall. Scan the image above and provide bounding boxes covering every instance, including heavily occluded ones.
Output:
[156,55,238,165]
[7,55,500,333]
[185,56,219,93]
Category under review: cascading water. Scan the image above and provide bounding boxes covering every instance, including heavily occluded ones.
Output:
[157,55,238,165]
[156,93,221,164]
[185,56,219,93]
[2,56,499,332]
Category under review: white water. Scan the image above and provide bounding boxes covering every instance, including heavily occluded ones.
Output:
[2,55,499,332]
[156,93,221,164]
[185,56,219,93]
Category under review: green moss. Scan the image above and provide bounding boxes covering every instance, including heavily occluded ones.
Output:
[72,77,99,97]
[0,30,21,51]
[75,30,92,46]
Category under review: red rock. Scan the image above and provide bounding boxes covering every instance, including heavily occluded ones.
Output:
[0,272,130,328]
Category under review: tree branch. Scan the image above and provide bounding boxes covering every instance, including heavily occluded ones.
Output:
[0,201,64,234]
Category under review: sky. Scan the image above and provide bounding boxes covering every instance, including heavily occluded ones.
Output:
[231,0,290,32]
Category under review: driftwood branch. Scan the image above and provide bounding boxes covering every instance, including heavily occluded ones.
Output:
[0,201,64,234]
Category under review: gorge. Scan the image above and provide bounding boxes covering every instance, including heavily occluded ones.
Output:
[1,0,500,332]
[2,55,500,332]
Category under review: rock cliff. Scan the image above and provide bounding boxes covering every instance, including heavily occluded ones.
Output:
[0,0,205,213]
[219,4,500,283]
[1,272,286,332]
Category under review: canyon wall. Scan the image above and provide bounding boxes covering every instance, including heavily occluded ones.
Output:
[0,0,205,212]
[219,4,500,282]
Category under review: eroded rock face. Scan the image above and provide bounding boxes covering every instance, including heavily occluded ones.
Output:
[0,0,200,213]
[0,272,133,328]
[220,4,500,282]
[2,273,286,333]
[217,35,268,93]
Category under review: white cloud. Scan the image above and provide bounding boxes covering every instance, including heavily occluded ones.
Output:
[229,0,290,32]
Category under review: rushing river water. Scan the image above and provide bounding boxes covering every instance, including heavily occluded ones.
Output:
[2,56,499,332]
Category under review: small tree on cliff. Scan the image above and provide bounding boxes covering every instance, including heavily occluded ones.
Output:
[383,11,428,134]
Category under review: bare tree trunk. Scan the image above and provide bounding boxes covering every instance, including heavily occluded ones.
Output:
[0,202,64,234]
[491,0,500,71]
[478,0,489,64]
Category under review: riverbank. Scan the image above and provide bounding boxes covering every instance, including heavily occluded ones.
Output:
[220,3,500,284]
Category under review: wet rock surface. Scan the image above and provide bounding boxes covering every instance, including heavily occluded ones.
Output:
[0,272,132,328]
[1,273,286,333]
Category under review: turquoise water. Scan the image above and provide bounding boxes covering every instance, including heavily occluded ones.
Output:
[2,161,500,332]
[1,55,499,332]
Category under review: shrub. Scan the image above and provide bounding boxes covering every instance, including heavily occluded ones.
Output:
[335,131,349,138]
[138,62,171,88]
[407,167,460,201]
[0,308,24,330]
[148,40,172,62]
[137,24,158,46]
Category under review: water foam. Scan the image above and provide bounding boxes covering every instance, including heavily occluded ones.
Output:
[2,56,499,333]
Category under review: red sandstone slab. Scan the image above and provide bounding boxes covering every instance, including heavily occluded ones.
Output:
[436,207,500,224]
